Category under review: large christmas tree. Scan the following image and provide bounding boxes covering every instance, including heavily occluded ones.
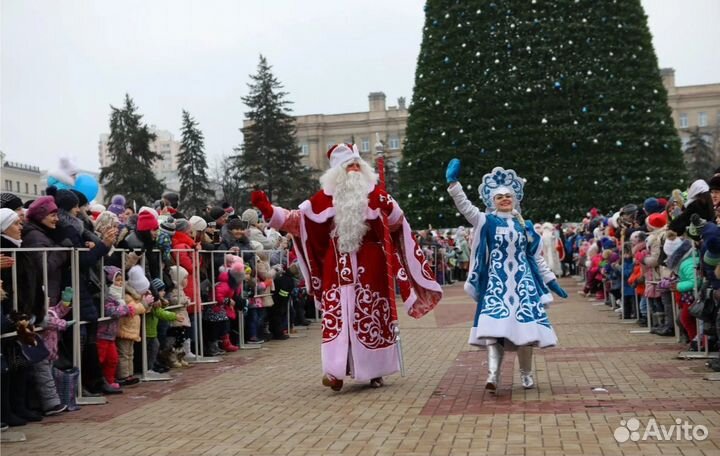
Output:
[400,0,685,225]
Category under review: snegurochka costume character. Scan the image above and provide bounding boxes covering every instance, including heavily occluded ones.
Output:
[445,159,568,392]
[251,144,442,391]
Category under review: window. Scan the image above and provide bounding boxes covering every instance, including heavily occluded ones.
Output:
[34,184,38,195]
[361,139,370,152]
[4,180,11,191]
[679,113,688,128]
[300,144,309,156]
[699,112,708,127]
[15,181,20,192]
[388,136,400,150]
[25,183,29,194]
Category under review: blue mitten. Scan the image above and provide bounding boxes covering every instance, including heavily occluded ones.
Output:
[547,279,568,299]
[446,158,461,184]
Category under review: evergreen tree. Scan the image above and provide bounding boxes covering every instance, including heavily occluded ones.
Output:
[686,128,715,181]
[400,0,685,225]
[178,110,212,215]
[233,55,313,209]
[100,94,163,207]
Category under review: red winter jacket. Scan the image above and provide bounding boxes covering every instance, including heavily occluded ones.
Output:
[171,231,198,309]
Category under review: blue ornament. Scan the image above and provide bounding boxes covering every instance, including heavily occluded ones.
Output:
[444,56,451,64]
[581,106,588,113]
[554,81,561,89]
[571,142,577,149]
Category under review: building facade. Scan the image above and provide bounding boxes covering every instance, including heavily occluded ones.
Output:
[288,92,409,171]
[98,125,182,191]
[662,68,720,158]
[0,151,44,202]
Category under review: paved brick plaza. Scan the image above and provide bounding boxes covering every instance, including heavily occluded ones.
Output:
[4,278,720,456]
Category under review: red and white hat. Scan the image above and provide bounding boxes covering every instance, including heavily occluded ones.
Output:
[327,143,360,169]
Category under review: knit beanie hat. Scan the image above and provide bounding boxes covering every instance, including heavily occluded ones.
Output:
[71,189,89,208]
[159,217,176,236]
[209,207,225,221]
[241,208,259,226]
[137,210,159,232]
[0,193,23,211]
[709,175,720,191]
[643,197,663,215]
[646,212,667,231]
[189,215,207,232]
[168,266,188,286]
[104,265,122,283]
[54,189,79,211]
[151,278,166,292]
[26,196,59,224]
[0,208,19,233]
[174,218,190,233]
[108,195,126,216]
[127,265,150,293]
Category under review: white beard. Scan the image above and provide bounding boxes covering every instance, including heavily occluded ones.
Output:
[332,171,371,253]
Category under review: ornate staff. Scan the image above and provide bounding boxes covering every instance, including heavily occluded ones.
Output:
[374,133,405,376]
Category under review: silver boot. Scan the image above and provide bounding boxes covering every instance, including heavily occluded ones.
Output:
[486,343,505,392]
[517,345,535,389]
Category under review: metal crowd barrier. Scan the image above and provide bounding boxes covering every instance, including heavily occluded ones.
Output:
[0,243,298,415]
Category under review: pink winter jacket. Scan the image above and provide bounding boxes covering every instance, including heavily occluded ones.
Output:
[39,301,72,362]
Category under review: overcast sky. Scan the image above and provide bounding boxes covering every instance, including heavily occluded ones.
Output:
[2,0,719,172]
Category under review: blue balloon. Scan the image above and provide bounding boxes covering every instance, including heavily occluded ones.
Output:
[73,173,99,202]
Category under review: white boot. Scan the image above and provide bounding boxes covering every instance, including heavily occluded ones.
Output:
[183,339,197,361]
[517,345,535,389]
[486,343,504,393]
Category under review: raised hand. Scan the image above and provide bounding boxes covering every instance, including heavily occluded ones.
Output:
[251,190,273,220]
[446,158,461,184]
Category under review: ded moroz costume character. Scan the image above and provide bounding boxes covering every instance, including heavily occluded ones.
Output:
[251,144,442,391]
[445,159,568,392]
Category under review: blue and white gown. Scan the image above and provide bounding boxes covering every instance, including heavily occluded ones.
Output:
[448,184,558,348]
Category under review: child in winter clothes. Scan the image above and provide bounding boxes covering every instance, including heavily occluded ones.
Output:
[629,231,649,324]
[97,266,133,388]
[116,265,150,386]
[668,237,699,347]
[215,255,245,351]
[34,286,75,415]
[145,278,182,373]
[156,217,176,267]
[167,266,194,364]
[620,244,637,319]
[247,250,276,343]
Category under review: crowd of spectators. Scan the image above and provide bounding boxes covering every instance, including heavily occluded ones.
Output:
[0,189,313,430]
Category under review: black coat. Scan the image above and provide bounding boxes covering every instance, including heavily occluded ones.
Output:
[55,220,109,322]
[18,222,70,322]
